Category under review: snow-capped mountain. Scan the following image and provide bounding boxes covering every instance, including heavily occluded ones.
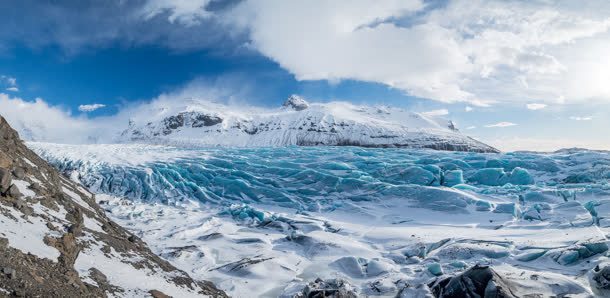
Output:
[118,95,498,152]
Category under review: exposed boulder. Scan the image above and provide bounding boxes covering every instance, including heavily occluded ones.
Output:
[0,167,11,194]
[430,265,518,298]
[591,264,610,296]
[12,167,26,179]
[292,278,358,298]
[7,184,21,199]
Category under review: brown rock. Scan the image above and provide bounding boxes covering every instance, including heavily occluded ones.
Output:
[0,167,11,193]
[12,167,25,179]
[149,289,172,298]
[8,184,22,198]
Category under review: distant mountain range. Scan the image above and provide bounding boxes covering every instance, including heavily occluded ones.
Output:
[118,95,498,152]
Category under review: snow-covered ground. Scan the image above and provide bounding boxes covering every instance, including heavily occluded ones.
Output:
[30,143,610,297]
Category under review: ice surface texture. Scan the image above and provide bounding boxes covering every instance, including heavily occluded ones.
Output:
[29,144,610,214]
[29,143,610,297]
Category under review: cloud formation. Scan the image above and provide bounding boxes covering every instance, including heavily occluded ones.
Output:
[526,103,547,110]
[0,77,265,143]
[216,0,610,105]
[1,75,18,92]
[569,116,593,121]
[138,0,212,26]
[3,1,610,106]
[78,104,106,112]
[0,0,236,54]
[485,122,517,128]
[0,94,101,143]
[421,109,449,117]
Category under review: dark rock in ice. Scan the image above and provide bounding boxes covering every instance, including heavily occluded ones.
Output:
[591,264,610,295]
[234,237,266,244]
[430,265,518,298]
[161,245,204,259]
[149,289,172,298]
[296,278,358,298]
[197,232,224,241]
[210,256,273,275]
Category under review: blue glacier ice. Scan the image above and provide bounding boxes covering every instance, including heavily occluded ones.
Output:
[508,167,534,185]
[427,262,443,276]
[28,144,610,222]
[443,170,464,187]
[469,168,507,186]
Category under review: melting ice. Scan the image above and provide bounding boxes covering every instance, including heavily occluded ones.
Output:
[29,143,610,297]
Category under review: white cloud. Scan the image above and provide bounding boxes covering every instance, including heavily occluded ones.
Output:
[138,0,212,26]
[526,103,547,110]
[78,103,106,112]
[421,109,449,117]
[464,106,473,112]
[1,75,18,91]
[484,121,517,128]
[0,94,103,143]
[0,77,262,144]
[465,126,476,130]
[569,116,593,121]
[221,0,610,105]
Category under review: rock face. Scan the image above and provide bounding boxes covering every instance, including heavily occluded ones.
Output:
[0,116,226,297]
[430,265,518,298]
[283,95,310,111]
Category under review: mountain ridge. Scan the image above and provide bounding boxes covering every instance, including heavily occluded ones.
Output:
[0,116,227,297]
[118,96,499,153]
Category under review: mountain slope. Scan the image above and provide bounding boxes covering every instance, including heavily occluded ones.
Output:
[118,96,499,153]
[0,116,226,297]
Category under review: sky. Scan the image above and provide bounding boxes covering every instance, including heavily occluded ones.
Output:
[0,0,609,151]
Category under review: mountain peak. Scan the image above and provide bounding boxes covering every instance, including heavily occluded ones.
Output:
[282,95,309,111]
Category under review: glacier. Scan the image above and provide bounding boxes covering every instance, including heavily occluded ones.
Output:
[28,143,610,297]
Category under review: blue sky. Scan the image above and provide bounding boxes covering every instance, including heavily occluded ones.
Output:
[2,42,435,115]
[1,0,609,151]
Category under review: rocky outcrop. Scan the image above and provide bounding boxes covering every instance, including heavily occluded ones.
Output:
[286,278,358,298]
[0,116,227,297]
[282,95,309,111]
[591,264,610,296]
[429,265,518,298]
